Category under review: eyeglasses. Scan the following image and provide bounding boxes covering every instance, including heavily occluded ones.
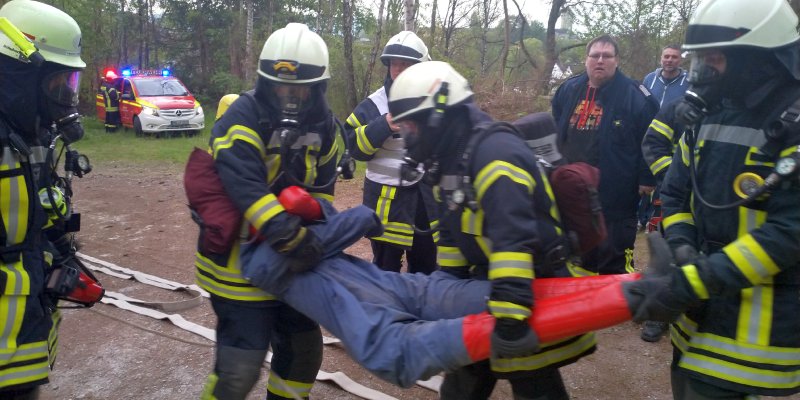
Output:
[587,52,616,61]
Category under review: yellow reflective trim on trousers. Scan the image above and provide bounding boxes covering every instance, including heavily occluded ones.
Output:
[663,212,694,230]
[722,233,780,285]
[194,252,275,301]
[430,219,441,243]
[650,156,672,176]
[0,337,45,363]
[537,167,562,234]
[682,264,710,299]
[679,352,800,390]
[244,194,284,232]
[474,161,535,202]
[737,283,774,346]
[488,300,530,320]
[437,246,468,267]
[1,148,28,244]
[491,333,596,373]
[47,309,60,368]
[488,252,533,280]
[201,373,219,400]
[311,192,334,202]
[267,373,313,399]
[650,119,674,141]
[375,186,396,224]
[0,293,25,351]
[355,125,378,155]
[212,124,266,159]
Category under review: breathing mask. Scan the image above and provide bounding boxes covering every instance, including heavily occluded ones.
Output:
[675,50,726,126]
[41,69,84,143]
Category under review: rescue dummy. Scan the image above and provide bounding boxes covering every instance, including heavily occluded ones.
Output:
[240,192,640,388]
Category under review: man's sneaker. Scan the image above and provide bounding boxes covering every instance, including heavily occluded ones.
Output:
[641,321,669,342]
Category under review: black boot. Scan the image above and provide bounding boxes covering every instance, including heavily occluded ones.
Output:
[640,320,669,342]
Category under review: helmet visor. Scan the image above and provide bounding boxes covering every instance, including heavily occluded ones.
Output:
[42,70,82,107]
[687,50,726,85]
[273,83,311,119]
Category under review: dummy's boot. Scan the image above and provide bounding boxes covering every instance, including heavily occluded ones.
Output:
[462,275,638,361]
[640,320,669,342]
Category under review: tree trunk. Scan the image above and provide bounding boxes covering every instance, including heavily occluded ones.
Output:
[500,0,510,87]
[342,0,358,110]
[362,0,386,99]
[540,0,565,94]
[429,0,437,47]
[404,0,415,31]
[245,0,254,84]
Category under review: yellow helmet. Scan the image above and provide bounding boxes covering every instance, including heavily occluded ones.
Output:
[215,94,239,120]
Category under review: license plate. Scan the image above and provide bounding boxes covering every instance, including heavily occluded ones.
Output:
[170,120,189,127]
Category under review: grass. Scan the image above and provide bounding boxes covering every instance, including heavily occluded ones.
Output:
[76,113,366,179]
[75,115,212,169]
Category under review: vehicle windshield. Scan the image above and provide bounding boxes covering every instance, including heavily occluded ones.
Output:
[133,78,190,96]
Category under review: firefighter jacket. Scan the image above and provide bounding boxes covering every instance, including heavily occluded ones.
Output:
[0,119,59,391]
[435,104,596,375]
[345,86,439,248]
[194,91,339,304]
[551,70,659,221]
[661,90,800,396]
[641,100,684,184]
[100,81,119,113]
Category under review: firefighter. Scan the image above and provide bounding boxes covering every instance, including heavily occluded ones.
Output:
[344,31,439,274]
[196,23,337,400]
[0,0,87,398]
[623,0,800,397]
[100,70,121,133]
[388,61,596,399]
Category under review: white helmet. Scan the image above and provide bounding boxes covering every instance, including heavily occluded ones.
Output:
[257,23,329,84]
[0,0,85,68]
[683,0,799,51]
[388,61,473,122]
[380,31,431,66]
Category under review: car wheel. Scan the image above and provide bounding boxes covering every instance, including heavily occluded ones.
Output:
[133,116,144,137]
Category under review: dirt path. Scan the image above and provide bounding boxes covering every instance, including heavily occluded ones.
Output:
[39,162,791,400]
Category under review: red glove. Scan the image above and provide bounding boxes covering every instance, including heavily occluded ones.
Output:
[278,186,323,222]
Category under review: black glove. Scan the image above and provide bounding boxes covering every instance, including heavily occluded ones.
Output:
[490,318,540,359]
[622,234,696,323]
[269,221,323,273]
[673,244,699,266]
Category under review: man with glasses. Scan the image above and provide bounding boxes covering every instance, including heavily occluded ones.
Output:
[551,35,659,276]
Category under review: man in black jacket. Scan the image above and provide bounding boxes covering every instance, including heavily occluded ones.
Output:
[551,34,659,276]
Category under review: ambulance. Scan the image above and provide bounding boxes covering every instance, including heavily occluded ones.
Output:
[96,68,204,137]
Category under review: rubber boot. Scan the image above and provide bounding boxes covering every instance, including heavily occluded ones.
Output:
[462,278,636,361]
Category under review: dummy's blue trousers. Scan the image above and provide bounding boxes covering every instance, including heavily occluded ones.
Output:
[240,204,490,387]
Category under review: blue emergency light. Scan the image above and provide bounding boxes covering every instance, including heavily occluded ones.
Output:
[161,68,171,77]
[121,68,132,77]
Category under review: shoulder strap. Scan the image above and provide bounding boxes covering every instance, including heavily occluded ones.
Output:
[761,90,800,158]
[239,91,273,136]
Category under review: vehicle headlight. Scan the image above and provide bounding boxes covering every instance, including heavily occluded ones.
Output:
[141,105,159,116]
[196,106,204,116]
